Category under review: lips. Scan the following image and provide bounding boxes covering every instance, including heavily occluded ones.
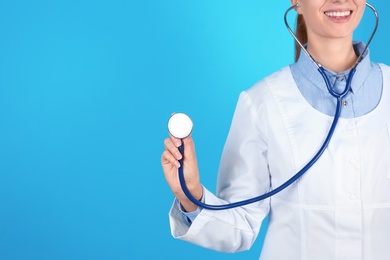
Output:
[324,10,352,18]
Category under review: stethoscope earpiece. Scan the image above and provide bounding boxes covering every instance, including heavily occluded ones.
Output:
[168,113,193,139]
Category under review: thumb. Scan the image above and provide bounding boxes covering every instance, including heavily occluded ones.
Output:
[181,135,197,164]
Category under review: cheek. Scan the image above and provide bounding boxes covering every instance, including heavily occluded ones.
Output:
[301,12,324,35]
[353,5,366,29]
[301,0,327,11]
[299,0,323,20]
[354,0,367,17]
[355,0,367,5]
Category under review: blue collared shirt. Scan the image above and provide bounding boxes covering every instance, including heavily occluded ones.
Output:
[181,41,383,224]
[290,42,382,118]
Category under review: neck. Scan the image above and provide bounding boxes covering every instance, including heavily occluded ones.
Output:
[306,37,357,73]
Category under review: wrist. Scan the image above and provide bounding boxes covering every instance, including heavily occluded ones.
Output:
[176,184,203,212]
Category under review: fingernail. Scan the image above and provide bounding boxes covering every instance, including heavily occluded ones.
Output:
[174,139,181,147]
[175,151,182,160]
[175,161,181,168]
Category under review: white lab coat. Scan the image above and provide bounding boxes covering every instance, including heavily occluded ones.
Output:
[169,64,390,260]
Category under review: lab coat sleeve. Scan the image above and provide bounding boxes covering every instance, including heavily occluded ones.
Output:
[169,87,271,253]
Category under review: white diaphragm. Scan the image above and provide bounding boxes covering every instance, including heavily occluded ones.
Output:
[168,113,193,139]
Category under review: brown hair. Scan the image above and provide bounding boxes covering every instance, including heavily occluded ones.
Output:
[295,14,307,62]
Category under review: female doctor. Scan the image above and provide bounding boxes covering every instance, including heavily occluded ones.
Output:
[161,0,390,259]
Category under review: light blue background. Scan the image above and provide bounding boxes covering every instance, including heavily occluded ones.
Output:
[0,1,389,259]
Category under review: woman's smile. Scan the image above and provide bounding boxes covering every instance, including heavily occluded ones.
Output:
[324,9,353,23]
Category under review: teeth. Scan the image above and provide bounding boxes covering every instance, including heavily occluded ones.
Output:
[325,11,351,17]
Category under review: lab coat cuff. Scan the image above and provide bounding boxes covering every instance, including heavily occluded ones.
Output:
[176,193,205,224]
[169,187,215,239]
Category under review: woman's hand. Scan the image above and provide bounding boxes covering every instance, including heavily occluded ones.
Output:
[161,135,203,212]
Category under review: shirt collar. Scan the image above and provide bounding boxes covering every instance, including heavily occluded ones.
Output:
[294,41,372,94]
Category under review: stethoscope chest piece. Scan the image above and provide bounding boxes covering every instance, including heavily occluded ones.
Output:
[168,113,193,139]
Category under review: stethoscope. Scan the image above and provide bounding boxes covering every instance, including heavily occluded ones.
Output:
[168,3,379,210]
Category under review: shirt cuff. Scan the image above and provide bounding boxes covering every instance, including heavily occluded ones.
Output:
[175,194,205,224]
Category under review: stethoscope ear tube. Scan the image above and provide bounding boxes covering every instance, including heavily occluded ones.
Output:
[319,67,356,98]
[284,2,379,70]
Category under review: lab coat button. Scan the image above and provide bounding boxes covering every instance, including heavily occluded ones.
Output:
[350,194,357,200]
[350,159,358,166]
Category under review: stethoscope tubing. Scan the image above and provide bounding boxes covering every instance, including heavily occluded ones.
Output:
[177,3,378,210]
[178,98,343,210]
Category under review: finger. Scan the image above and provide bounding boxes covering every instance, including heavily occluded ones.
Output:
[181,136,197,163]
[169,134,182,148]
[164,138,182,160]
[161,150,181,169]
